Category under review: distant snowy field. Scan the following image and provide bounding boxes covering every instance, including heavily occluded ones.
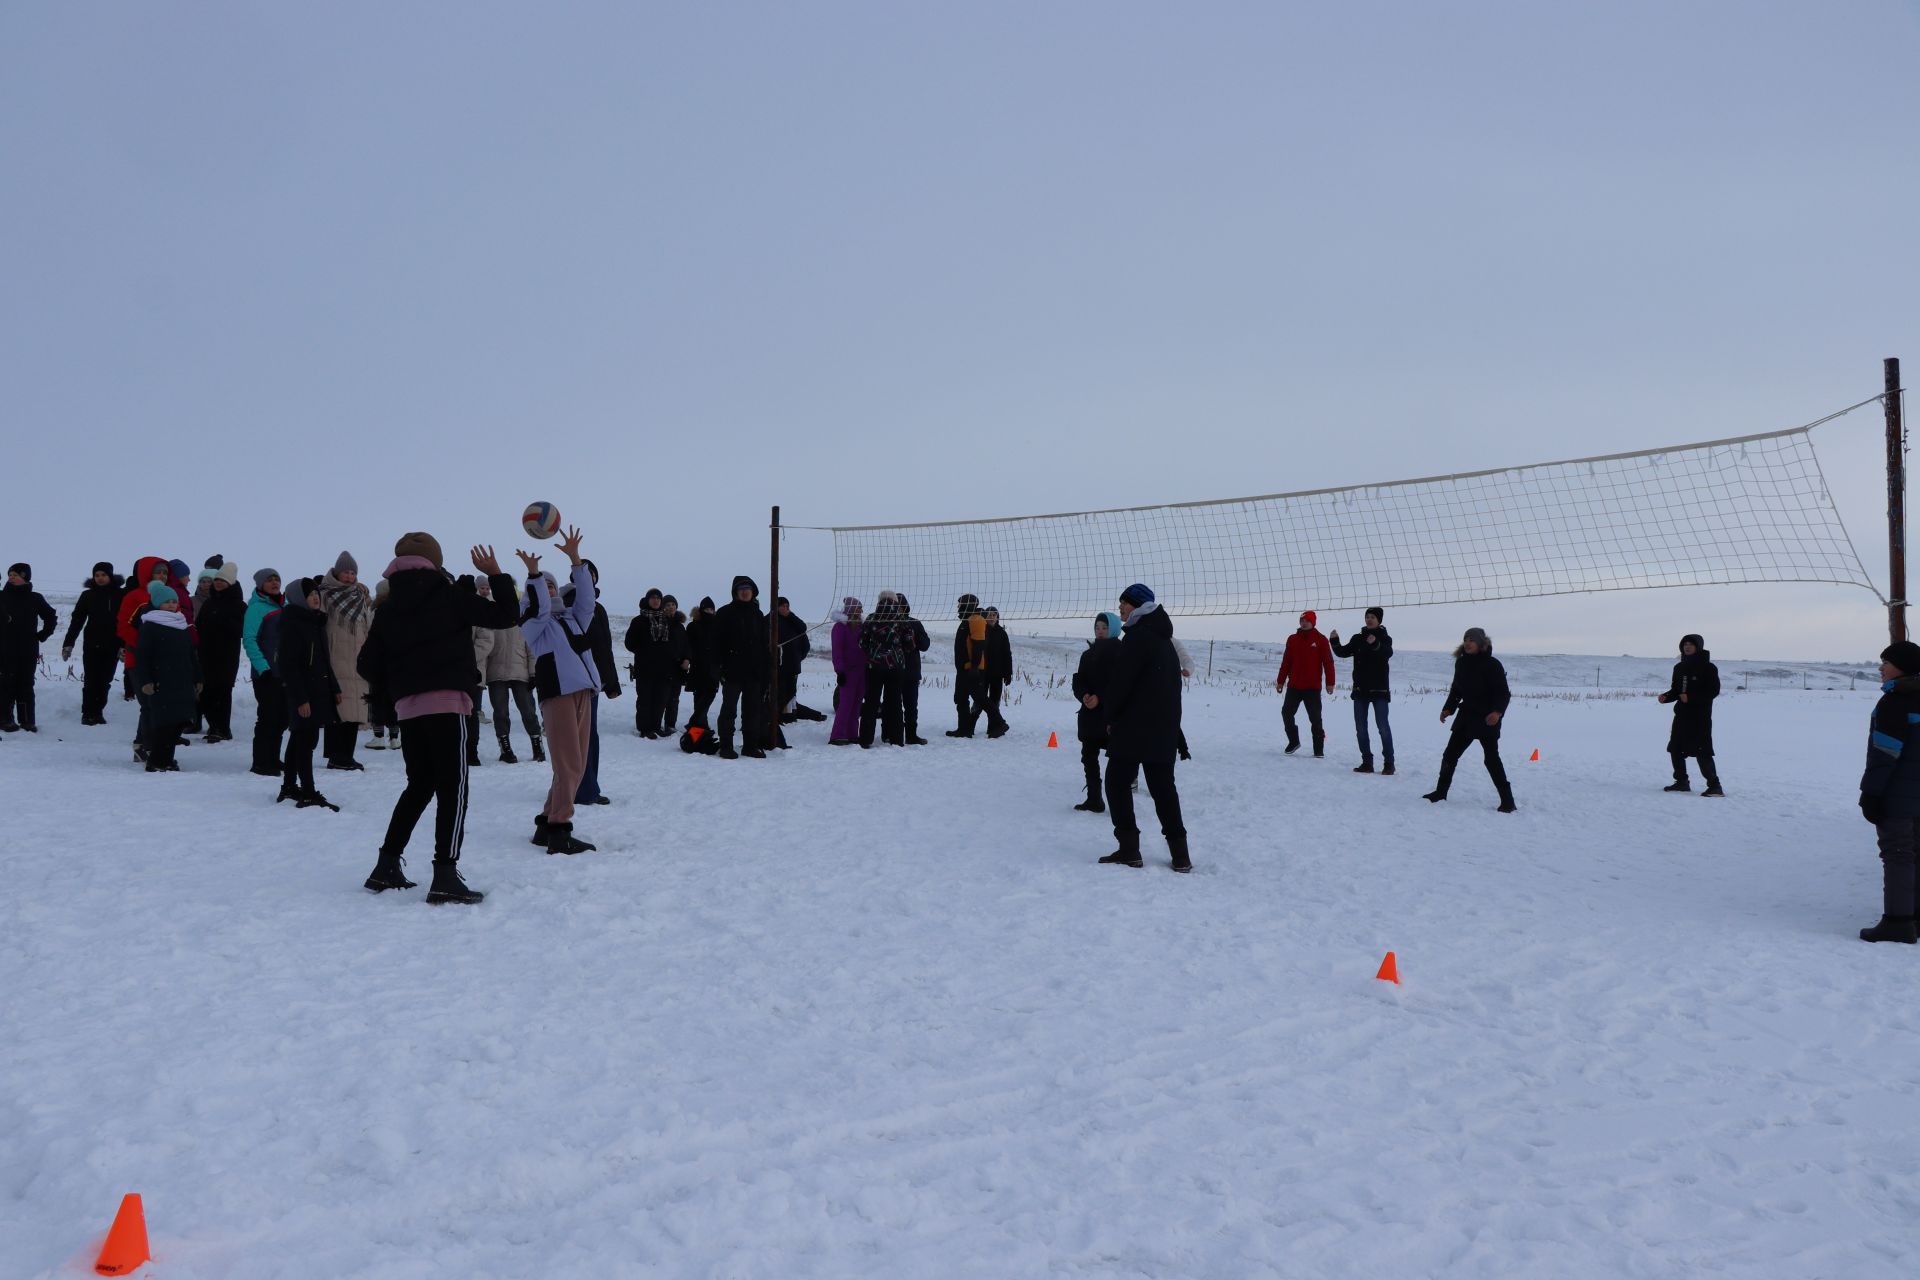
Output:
[5,628,1918,1278]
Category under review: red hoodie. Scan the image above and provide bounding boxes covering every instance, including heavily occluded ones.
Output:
[1278,628,1336,691]
[116,556,169,656]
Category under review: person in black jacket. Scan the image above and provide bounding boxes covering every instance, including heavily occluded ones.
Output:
[130,584,199,771]
[1330,607,1394,775]
[569,558,621,807]
[1071,611,1122,813]
[859,592,912,748]
[1424,627,1515,812]
[952,592,980,734]
[277,578,341,810]
[712,576,770,758]
[1859,640,1920,942]
[896,594,932,744]
[658,595,688,733]
[63,562,126,726]
[684,596,721,730]
[984,606,1014,733]
[774,598,825,724]
[1658,633,1722,795]
[1098,584,1190,872]
[356,533,519,903]
[193,564,245,742]
[1,563,59,732]
[625,588,685,739]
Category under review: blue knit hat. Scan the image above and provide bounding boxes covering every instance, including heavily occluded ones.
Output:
[147,583,178,608]
[1119,583,1155,607]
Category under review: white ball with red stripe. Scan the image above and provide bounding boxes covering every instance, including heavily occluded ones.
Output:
[521,501,562,540]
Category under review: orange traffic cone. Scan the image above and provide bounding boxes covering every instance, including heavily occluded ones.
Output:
[1529,748,1540,762]
[688,726,704,742]
[1374,952,1400,985]
[1046,732,1059,749]
[94,1193,150,1275]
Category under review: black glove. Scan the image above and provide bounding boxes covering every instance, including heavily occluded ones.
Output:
[1861,794,1887,825]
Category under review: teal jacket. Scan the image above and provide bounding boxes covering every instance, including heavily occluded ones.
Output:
[242,589,284,676]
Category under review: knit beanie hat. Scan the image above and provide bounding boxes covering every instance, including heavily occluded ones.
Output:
[645,587,664,604]
[699,596,716,612]
[393,532,443,568]
[147,583,178,608]
[1463,626,1491,648]
[168,559,190,582]
[197,567,216,582]
[662,595,678,608]
[297,576,323,599]
[204,555,224,570]
[1366,606,1384,623]
[1883,641,1920,676]
[92,561,114,577]
[1119,583,1155,607]
[334,550,358,576]
[254,567,281,590]
[217,563,240,585]
[1300,610,1317,627]
[843,595,862,614]
[8,562,29,580]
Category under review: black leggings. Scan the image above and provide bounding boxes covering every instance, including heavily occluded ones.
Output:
[285,715,320,792]
[380,713,471,863]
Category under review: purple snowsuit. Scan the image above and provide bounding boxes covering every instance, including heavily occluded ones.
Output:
[830,619,867,742]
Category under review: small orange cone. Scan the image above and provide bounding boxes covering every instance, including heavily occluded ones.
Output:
[688,726,704,742]
[1529,748,1540,762]
[94,1193,150,1275]
[1046,732,1059,749]
[1374,952,1400,985]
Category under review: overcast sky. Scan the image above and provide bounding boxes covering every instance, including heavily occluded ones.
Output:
[4,2,1915,659]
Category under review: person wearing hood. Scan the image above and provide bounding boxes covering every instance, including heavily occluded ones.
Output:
[130,584,199,772]
[684,596,722,730]
[194,563,245,742]
[710,575,772,758]
[625,587,687,739]
[896,594,932,745]
[276,578,342,810]
[1071,611,1124,813]
[565,557,620,808]
[1331,607,1394,774]
[314,551,374,771]
[356,532,520,903]
[983,607,1015,732]
[1657,633,1722,795]
[242,568,290,777]
[658,595,690,733]
[0,563,60,731]
[1275,610,1336,757]
[775,597,825,724]
[951,593,981,734]
[63,562,126,726]
[1858,640,1920,942]
[950,606,1008,739]
[517,530,602,854]
[1097,585,1190,872]
[115,556,172,704]
[1425,627,1516,812]
[828,597,866,745]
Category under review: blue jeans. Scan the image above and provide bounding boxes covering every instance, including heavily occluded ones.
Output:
[1354,694,1393,763]
[574,697,602,803]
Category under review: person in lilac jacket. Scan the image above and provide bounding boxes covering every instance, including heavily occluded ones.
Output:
[828,597,866,745]
[517,527,601,856]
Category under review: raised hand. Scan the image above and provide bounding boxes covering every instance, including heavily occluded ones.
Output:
[557,525,584,566]
[515,549,541,576]
[471,545,502,576]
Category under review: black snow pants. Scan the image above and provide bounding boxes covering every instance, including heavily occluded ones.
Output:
[381,713,471,864]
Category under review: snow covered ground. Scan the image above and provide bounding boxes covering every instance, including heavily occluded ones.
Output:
[5,636,1918,1278]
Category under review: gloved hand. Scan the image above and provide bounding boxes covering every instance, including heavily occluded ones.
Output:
[61,645,72,662]
[1861,794,1887,825]
[140,683,155,696]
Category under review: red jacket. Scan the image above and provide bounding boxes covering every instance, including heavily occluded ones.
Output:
[1278,628,1336,690]
[116,556,169,655]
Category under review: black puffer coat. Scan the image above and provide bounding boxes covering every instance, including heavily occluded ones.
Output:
[278,602,341,727]
[195,584,247,685]
[1332,625,1393,698]
[711,576,768,684]
[65,575,126,653]
[1862,676,1920,820]
[131,616,200,725]
[1444,646,1512,732]
[1661,635,1719,757]
[1105,605,1183,764]
[625,606,688,678]
[358,568,520,709]
[0,581,58,663]
[1071,636,1120,745]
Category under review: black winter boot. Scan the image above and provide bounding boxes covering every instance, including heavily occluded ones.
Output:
[498,735,518,764]
[364,849,417,892]
[1099,831,1144,868]
[545,822,596,855]
[1423,789,1447,803]
[297,790,340,811]
[1353,760,1374,774]
[466,741,483,767]
[1496,785,1517,814]
[1381,760,1395,776]
[531,813,550,846]
[530,733,546,764]
[426,861,484,904]
[1168,835,1192,874]
[1074,795,1106,813]
[1859,915,1918,943]
[276,782,299,804]
[1664,780,1691,792]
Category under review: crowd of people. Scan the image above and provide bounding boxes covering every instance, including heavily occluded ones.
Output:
[16,543,1920,944]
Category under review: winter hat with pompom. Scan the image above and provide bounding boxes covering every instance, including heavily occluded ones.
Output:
[147,583,178,608]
